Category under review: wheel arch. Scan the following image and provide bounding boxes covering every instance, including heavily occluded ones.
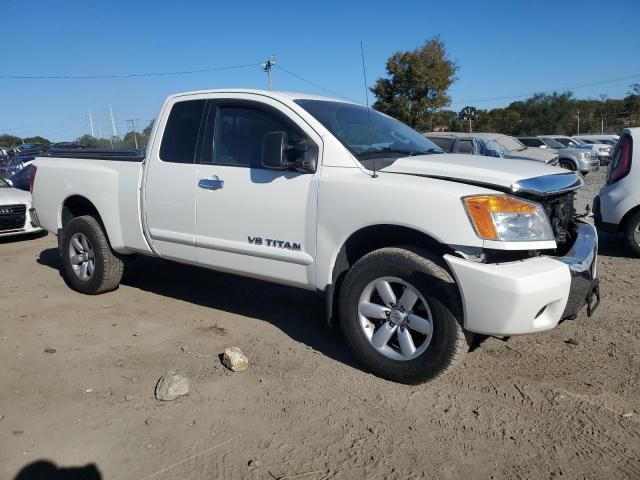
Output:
[61,195,101,230]
[59,195,120,249]
[620,204,640,232]
[559,156,579,170]
[326,224,454,325]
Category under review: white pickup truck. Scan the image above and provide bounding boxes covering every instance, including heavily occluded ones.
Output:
[30,89,600,384]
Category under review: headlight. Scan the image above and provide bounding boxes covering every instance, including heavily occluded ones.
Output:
[579,152,589,159]
[463,195,554,242]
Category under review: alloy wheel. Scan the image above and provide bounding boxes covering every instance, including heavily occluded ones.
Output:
[357,277,433,361]
[68,232,96,281]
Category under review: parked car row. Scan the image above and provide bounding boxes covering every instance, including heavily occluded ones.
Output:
[517,136,599,173]
[424,131,560,165]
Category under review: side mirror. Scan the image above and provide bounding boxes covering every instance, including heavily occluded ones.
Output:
[262,131,289,170]
[261,131,318,173]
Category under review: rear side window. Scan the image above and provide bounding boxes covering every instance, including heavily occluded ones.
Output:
[160,100,206,163]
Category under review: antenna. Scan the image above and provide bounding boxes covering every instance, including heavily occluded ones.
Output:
[360,41,376,178]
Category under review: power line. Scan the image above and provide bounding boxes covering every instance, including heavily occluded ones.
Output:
[0,62,262,80]
[275,65,360,103]
[455,73,640,105]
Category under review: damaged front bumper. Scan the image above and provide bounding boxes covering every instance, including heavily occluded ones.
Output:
[444,222,599,336]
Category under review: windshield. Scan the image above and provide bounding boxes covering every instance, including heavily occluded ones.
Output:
[0,178,9,188]
[294,100,443,160]
[478,139,509,158]
[493,136,526,151]
[542,138,565,149]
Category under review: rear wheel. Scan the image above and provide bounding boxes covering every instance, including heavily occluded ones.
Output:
[559,159,576,171]
[61,215,124,294]
[339,247,469,384]
[624,211,640,257]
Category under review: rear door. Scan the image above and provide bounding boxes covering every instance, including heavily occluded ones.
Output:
[143,98,206,263]
[194,96,321,287]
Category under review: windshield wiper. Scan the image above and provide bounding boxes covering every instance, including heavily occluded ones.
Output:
[358,148,441,158]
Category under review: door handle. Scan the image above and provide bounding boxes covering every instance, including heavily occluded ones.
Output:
[198,176,224,190]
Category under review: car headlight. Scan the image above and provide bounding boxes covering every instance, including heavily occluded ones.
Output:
[579,152,589,159]
[463,195,554,242]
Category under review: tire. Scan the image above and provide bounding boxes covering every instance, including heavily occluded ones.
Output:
[624,211,640,257]
[61,215,124,294]
[338,247,470,384]
[559,159,577,171]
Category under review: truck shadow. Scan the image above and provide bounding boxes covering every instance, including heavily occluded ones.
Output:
[13,460,101,480]
[37,248,359,371]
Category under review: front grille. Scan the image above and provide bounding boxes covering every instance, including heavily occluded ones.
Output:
[541,192,576,248]
[0,204,26,231]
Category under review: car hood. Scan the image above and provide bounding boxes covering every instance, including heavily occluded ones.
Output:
[0,186,31,204]
[379,153,581,194]
[507,147,557,162]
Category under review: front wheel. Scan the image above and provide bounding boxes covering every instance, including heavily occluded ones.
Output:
[624,211,640,257]
[61,215,124,294]
[339,247,469,384]
[559,159,577,171]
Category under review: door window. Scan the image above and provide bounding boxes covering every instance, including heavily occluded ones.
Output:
[203,105,302,167]
[457,139,474,154]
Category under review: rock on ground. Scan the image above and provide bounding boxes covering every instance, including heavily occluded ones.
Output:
[154,371,190,401]
[223,347,249,372]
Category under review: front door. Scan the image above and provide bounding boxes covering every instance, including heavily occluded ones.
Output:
[194,98,320,287]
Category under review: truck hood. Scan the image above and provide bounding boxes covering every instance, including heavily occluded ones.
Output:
[379,154,582,195]
[0,186,31,204]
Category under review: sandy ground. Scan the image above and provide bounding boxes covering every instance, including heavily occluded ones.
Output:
[1,169,639,480]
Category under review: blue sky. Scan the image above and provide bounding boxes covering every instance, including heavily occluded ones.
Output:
[1,0,639,141]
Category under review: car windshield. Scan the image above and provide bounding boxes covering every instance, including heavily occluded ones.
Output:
[478,139,509,158]
[542,138,565,149]
[493,136,526,151]
[294,100,443,161]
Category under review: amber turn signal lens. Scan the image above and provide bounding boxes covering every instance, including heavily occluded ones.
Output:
[464,195,538,240]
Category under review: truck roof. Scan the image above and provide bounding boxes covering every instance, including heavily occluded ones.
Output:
[167,88,357,105]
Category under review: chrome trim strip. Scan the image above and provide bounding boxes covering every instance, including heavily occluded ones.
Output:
[511,172,584,196]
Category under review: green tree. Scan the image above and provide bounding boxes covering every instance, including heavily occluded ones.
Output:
[23,135,51,145]
[0,134,23,148]
[371,37,457,131]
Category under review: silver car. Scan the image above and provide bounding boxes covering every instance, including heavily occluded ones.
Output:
[424,132,559,165]
[542,135,613,165]
[517,136,599,174]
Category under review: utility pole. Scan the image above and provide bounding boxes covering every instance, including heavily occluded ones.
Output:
[261,55,276,90]
[460,106,476,133]
[576,110,580,135]
[127,119,139,149]
[88,110,95,137]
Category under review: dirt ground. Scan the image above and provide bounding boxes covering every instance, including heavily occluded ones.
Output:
[1,169,639,480]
